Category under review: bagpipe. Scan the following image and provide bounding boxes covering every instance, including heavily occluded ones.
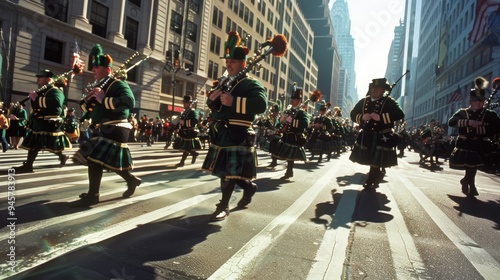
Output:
[279,86,322,134]
[208,34,288,110]
[81,51,151,113]
[19,60,85,108]
[361,70,409,129]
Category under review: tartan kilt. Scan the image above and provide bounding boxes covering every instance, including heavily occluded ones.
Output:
[20,130,72,153]
[264,135,281,153]
[271,140,307,161]
[310,139,332,154]
[173,136,202,152]
[201,144,257,180]
[86,125,133,171]
[349,132,398,167]
[449,147,483,169]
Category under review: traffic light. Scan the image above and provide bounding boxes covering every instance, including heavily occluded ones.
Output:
[174,50,180,68]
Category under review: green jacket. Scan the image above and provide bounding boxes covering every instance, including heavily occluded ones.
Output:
[86,78,135,124]
[30,85,65,131]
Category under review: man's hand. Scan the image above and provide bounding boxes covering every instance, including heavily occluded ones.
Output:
[29,90,38,101]
[469,120,482,127]
[93,87,105,103]
[220,92,233,107]
[362,113,372,121]
[209,89,222,101]
[370,113,381,121]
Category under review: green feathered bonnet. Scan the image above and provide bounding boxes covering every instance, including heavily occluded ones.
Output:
[90,44,113,67]
[221,31,249,61]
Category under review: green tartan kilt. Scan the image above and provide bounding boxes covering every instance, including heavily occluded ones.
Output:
[173,136,202,152]
[86,125,133,171]
[449,147,483,170]
[201,144,257,180]
[349,132,398,167]
[20,130,72,152]
[310,139,333,154]
[271,140,307,161]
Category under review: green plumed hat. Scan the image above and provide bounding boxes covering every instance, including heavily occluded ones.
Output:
[36,69,56,79]
[90,44,113,67]
[221,31,248,61]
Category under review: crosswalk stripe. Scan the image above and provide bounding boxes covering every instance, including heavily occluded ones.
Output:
[208,160,342,280]
[379,182,427,279]
[2,192,219,278]
[392,169,500,279]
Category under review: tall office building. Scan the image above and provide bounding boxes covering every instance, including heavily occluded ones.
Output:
[330,0,356,115]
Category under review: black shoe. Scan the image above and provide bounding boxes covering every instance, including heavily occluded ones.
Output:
[460,178,468,195]
[237,183,257,208]
[191,152,199,164]
[123,176,141,198]
[469,185,479,196]
[280,172,293,180]
[60,155,69,167]
[210,204,229,221]
[14,163,33,173]
[70,193,100,207]
[363,183,373,189]
[267,162,278,168]
[175,162,185,167]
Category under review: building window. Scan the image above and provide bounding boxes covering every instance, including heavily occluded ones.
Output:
[128,0,141,7]
[170,11,183,35]
[44,37,64,64]
[186,21,197,42]
[44,0,68,22]
[189,0,201,14]
[208,61,213,79]
[212,7,223,29]
[125,17,139,50]
[90,1,108,38]
[184,49,195,65]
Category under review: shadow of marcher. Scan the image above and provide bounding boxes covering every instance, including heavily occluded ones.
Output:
[352,190,393,224]
[18,214,221,280]
[448,194,500,230]
[311,189,341,226]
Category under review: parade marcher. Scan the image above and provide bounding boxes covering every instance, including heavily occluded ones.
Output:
[268,86,310,179]
[15,69,72,173]
[152,116,163,143]
[448,77,500,197]
[264,105,282,168]
[202,31,268,221]
[7,102,28,150]
[395,120,409,157]
[0,107,10,152]
[173,95,202,167]
[309,101,334,163]
[71,44,140,206]
[419,119,437,166]
[62,107,80,144]
[349,78,405,189]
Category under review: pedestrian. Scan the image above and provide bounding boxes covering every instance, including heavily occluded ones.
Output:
[71,44,141,207]
[448,76,500,197]
[0,107,10,152]
[349,78,405,189]
[7,102,28,150]
[201,31,267,221]
[15,69,71,173]
[268,85,310,179]
[173,95,201,167]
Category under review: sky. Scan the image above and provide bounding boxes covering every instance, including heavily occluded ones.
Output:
[329,0,407,99]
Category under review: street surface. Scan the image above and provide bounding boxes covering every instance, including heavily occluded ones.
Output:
[0,143,499,279]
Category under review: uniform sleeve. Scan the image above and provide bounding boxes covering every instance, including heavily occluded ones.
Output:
[186,110,199,128]
[380,98,404,125]
[350,98,365,124]
[293,110,310,130]
[103,80,135,112]
[35,88,64,117]
[448,109,467,128]
[231,78,267,115]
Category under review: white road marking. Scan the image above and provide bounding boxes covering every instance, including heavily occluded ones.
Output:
[208,160,342,280]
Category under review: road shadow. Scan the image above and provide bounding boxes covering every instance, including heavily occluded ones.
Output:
[352,189,393,224]
[17,215,221,280]
[448,194,500,230]
[336,172,366,187]
[311,189,341,226]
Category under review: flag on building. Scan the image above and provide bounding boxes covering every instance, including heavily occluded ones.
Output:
[449,86,462,103]
[468,0,500,43]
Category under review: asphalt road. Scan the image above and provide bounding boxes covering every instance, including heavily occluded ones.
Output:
[0,143,499,279]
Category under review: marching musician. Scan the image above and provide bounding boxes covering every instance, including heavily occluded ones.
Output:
[14,69,71,173]
[71,44,140,207]
[265,105,281,168]
[349,78,405,189]
[309,101,334,163]
[201,31,267,221]
[448,76,500,197]
[173,95,202,167]
[268,86,310,179]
